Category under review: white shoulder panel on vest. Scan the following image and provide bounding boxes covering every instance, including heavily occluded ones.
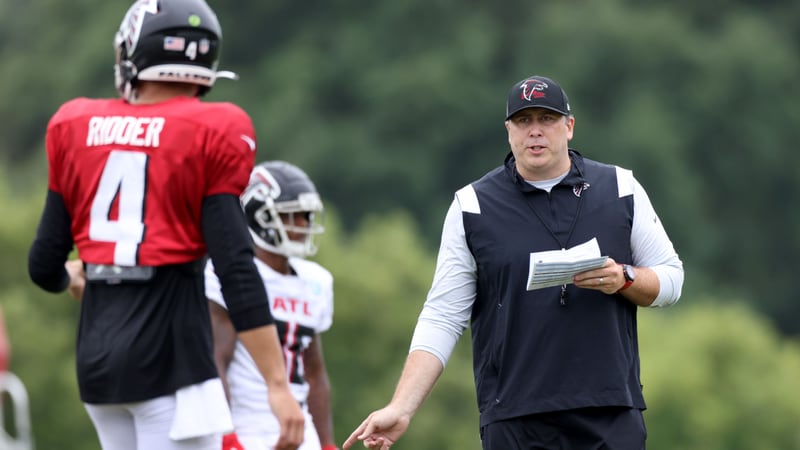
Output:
[615,166,635,198]
[456,184,480,214]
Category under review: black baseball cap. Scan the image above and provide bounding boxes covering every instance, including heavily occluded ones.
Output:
[505,75,571,120]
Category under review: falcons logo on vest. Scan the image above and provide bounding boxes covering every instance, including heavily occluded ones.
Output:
[573,182,590,197]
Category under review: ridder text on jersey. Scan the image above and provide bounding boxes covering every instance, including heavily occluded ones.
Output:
[86,116,165,148]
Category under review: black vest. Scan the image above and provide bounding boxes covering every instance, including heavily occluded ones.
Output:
[462,150,644,426]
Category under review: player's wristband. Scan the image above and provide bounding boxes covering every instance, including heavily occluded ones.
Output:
[321,445,340,450]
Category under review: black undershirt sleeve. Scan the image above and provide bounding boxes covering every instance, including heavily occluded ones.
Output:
[201,194,274,331]
[28,190,73,293]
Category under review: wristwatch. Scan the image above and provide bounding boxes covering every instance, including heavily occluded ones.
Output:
[618,264,636,292]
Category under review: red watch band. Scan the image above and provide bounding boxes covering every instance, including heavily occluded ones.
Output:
[617,264,635,293]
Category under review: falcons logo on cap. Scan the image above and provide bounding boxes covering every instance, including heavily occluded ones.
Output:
[520,79,548,101]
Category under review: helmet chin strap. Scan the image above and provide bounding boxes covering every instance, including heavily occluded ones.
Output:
[115,61,138,102]
[122,82,138,103]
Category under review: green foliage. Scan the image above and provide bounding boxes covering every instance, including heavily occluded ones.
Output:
[3,0,800,447]
[640,300,800,450]
[0,179,99,449]
[0,1,120,166]
[3,289,93,450]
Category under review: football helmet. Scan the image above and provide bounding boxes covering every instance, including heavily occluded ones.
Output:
[241,161,325,258]
[113,0,237,101]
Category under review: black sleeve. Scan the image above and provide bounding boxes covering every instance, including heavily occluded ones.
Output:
[201,194,274,331]
[28,190,73,293]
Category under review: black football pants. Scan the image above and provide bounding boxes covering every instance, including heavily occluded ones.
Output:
[480,406,646,450]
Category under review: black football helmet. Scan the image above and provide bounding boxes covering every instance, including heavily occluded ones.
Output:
[113,0,237,100]
[241,161,325,258]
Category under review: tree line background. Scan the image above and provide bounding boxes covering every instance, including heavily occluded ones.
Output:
[1,0,799,448]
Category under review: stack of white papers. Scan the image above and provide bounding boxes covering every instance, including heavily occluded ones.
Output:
[526,238,608,291]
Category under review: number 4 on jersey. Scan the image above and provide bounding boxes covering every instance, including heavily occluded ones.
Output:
[89,150,147,266]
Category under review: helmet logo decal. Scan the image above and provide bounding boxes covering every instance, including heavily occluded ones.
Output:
[199,39,211,55]
[163,36,186,52]
[520,79,548,102]
[573,182,591,197]
[250,167,281,199]
[239,135,256,151]
[188,14,202,27]
[120,0,158,55]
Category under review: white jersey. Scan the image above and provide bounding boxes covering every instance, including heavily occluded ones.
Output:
[204,257,333,438]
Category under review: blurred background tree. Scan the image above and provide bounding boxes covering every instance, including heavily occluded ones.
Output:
[1,0,799,448]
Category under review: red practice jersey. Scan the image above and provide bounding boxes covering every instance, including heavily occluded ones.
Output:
[46,96,257,266]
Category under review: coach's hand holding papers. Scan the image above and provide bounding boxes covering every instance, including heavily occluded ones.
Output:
[526,238,608,291]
